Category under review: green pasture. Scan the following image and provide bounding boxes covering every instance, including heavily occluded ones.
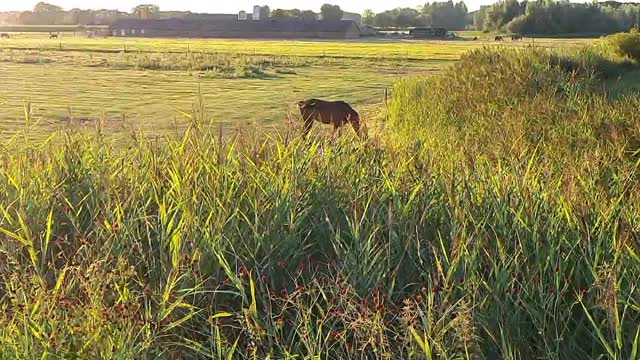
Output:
[0,36,596,140]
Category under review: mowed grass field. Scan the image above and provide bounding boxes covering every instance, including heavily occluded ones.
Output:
[0,35,594,140]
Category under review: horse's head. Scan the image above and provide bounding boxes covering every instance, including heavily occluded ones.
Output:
[297,99,318,111]
[297,99,320,121]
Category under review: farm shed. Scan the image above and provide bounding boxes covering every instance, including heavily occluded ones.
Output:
[359,24,379,37]
[409,27,448,39]
[109,18,361,39]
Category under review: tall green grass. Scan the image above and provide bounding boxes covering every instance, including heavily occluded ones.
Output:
[1,46,640,359]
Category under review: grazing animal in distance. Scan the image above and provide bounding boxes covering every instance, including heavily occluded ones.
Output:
[472,36,478,41]
[49,33,58,39]
[511,34,523,41]
[297,99,361,139]
[494,35,504,41]
[0,33,9,39]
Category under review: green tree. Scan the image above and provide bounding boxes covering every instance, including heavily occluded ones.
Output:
[421,1,469,30]
[321,4,344,21]
[396,8,422,27]
[133,4,159,19]
[483,0,524,31]
[502,0,640,34]
[271,9,305,19]
[30,2,63,24]
[271,9,289,18]
[301,10,318,20]
[363,9,375,25]
[33,2,63,13]
[374,12,394,27]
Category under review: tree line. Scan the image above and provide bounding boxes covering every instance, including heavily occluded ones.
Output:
[0,2,347,25]
[270,5,345,21]
[362,1,469,30]
[475,0,640,35]
[3,0,640,35]
[0,3,129,25]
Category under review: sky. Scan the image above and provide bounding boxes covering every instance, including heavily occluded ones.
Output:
[0,0,493,14]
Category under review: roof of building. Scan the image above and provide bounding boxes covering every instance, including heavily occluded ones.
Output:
[110,18,359,33]
[342,12,362,19]
[410,27,447,31]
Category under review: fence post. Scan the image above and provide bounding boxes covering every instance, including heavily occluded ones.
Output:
[59,42,63,51]
[384,88,391,121]
[384,88,388,107]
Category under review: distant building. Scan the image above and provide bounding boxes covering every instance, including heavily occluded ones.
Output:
[359,24,379,37]
[342,12,362,25]
[109,18,361,39]
[409,27,448,38]
[317,11,362,24]
[158,12,238,21]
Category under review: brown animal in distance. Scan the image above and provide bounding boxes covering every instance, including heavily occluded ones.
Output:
[511,34,523,41]
[0,33,9,39]
[297,99,361,139]
[49,33,58,39]
[495,35,504,41]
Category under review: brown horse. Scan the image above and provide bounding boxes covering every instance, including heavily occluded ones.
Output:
[0,33,9,39]
[495,35,504,41]
[511,34,523,41]
[297,99,360,139]
[49,33,58,39]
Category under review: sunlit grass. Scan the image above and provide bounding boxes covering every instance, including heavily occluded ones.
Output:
[1,45,640,358]
[0,38,459,141]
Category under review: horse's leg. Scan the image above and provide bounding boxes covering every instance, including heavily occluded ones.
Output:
[351,118,361,138]
[331,123,339,143]
[303,118,313,139]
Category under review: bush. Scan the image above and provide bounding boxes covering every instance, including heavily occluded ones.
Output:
[389,47,640,176]
[605,30,640,62]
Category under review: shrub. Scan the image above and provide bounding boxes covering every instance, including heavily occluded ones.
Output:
[605,30,640,62]
[390,47,640,165]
